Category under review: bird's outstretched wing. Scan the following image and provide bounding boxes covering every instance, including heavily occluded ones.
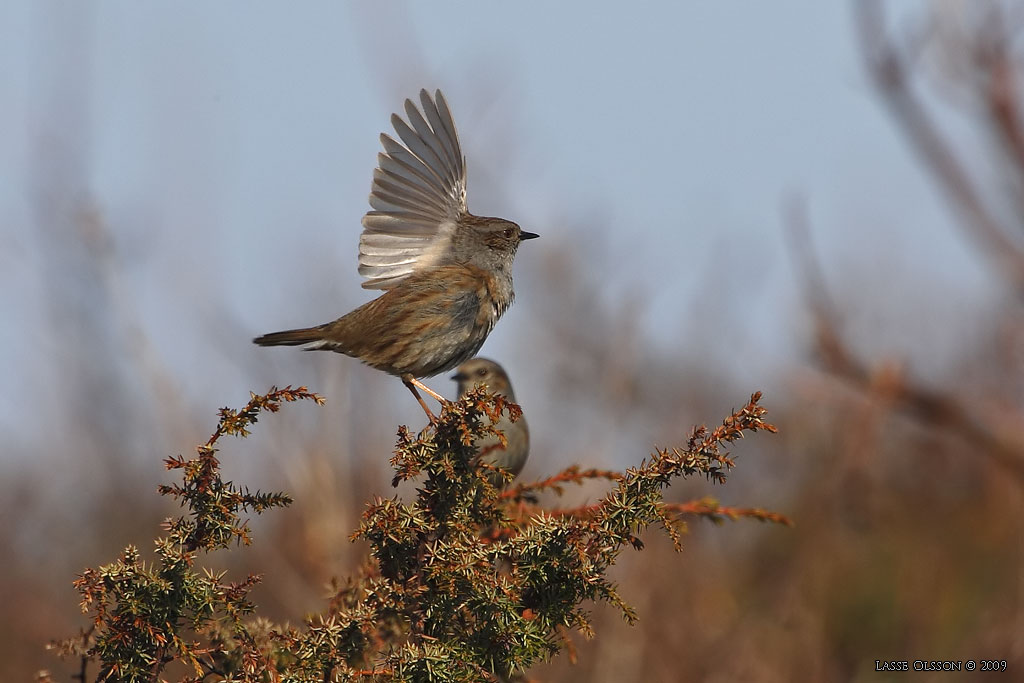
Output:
[358,89,468,290]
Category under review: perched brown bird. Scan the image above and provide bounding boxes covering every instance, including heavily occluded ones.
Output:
[254,89,537,418]
[452,358,529,487]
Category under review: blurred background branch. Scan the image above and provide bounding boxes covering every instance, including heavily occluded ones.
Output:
[855,0,1024,298]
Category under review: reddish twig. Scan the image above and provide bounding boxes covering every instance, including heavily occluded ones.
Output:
[665,498,793,526]
[500,466,624,499]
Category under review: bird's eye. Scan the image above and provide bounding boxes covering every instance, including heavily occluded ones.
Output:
[476,368,488,377]
[503,228,514,238]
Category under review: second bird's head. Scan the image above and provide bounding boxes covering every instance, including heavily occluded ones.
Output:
[452,357,516,399]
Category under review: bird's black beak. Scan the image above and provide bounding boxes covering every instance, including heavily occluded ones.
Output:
[519,231,539,241]
[451,372,467,382]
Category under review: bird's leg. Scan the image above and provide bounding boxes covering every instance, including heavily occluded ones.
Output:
[402,375,442,422]
[409,376,448,404]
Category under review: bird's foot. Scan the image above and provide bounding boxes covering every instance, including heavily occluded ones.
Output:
[402,375,449,425]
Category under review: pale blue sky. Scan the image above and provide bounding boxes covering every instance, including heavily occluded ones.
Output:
[0,2,995,459]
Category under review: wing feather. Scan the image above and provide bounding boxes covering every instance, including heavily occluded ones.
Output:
[358,90,468,289]
[431,91,465,185]
[372,170,450,214]
[403,101,456,189]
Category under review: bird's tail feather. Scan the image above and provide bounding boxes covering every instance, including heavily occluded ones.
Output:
[253,326,325,347]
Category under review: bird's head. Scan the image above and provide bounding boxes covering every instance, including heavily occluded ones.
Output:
[452,357,515,399]
[458,216,538,272]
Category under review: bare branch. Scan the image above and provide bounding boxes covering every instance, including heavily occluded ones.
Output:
[787,198,1024,480]
[854,0,1024,297]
